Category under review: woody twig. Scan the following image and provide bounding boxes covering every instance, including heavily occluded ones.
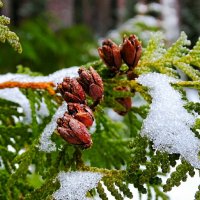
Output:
[0,81,56,95]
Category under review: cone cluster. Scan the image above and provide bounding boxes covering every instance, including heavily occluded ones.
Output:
[56,67,104,149]
[98,35,142,115]
[98,34,142,78]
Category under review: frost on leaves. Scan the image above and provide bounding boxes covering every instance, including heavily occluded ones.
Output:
[53,171,103,200]
[137,73,200,168]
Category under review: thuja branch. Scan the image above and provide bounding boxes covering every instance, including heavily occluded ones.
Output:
[74,148,125,179]
[81,166,125,179]
[0,81,56,95]
[172,80,200,89]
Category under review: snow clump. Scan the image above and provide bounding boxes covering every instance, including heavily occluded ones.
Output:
[137,72,200,168]
[53,171,103,200]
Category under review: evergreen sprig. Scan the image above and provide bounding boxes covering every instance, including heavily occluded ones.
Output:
[0,5,200,198]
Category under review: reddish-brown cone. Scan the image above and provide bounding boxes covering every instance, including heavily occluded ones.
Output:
[57,77,86,104]
[57,113,92,149]
[98,39,122,72]
[77,66,104,102]
[120,35,142,70]
[67,103,94,127]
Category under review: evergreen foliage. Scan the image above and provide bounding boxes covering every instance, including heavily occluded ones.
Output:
[1,3,200,200]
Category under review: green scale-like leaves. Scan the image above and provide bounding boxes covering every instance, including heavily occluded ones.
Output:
[135,32,200,81]
[180,37,200,68]
[83,111,131,169]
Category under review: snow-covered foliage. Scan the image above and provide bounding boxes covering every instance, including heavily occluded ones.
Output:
[53,171,103,200]
[0,67,78,123]
[39,101,67,152]
[138,73,200,168]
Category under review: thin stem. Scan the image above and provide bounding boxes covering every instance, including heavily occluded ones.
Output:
[0,81,56,95]
[172,80,200,89]
[74,147,84,170]
[81,165,126,179]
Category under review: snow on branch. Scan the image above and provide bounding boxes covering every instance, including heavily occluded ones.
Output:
[137,73,200,168]
[0,67,79,84]
[39,101,67,152]
[53,171,103,200]
[0,67,79,123]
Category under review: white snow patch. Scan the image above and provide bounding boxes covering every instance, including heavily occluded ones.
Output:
[7,145,16,153]
[0,67,79,85]
[0,88,32,123]
[137,73,200,168]
[36,98,49,118]
[39,101,67,152]
[132,92,147,107]
[107,108,123,121]
[0,156,4,169]
[53,171,103,200]
[185,88,200,103]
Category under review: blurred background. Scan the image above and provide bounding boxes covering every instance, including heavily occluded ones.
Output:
[0,0,200,74]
